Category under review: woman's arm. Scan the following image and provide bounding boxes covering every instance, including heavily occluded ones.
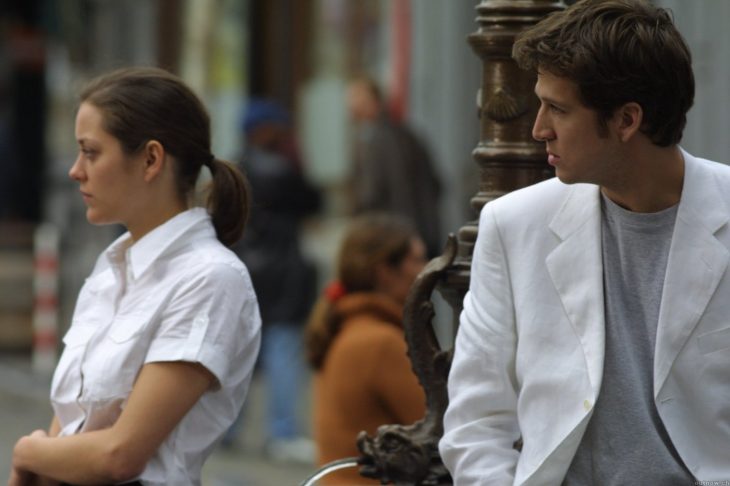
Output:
[12,361,214,485]
[8,416,62,486]
[47,416,60,438]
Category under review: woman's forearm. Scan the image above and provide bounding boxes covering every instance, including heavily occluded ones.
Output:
[14,361,214,485]
[12,427,139,485]
[48,416,60,437]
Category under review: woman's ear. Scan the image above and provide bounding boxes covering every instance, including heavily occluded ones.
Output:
[616,102,643,142]
[373,261,395,294]
[142,140,166,182]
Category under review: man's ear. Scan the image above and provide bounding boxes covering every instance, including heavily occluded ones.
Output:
[616,102,643,142]
[142,140,166,182]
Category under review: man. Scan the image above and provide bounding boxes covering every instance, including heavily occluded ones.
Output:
[439,0,730,484]
[347,77,443,258]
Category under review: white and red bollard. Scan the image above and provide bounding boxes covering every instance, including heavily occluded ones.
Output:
[32,223,59,374]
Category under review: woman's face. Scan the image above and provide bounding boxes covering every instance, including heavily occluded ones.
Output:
[377,237,428,305]
[69,102,147,228]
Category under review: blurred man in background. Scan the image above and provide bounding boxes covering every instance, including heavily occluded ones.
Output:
[347,77,443,258]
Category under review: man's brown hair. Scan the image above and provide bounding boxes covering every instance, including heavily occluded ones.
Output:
[513,0,694,147]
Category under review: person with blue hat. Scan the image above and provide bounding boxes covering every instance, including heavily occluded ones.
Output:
[227,97,321,463]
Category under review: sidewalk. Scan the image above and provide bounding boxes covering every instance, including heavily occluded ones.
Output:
[0,355,317,485]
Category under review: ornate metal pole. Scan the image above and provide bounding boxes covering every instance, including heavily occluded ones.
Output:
[440,0,565,316]
[355,1,565,485]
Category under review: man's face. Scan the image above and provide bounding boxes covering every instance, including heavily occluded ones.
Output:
[532,71,624,187]
[347,81,379,122]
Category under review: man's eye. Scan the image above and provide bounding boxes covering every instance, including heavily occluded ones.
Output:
[549,104,565,114]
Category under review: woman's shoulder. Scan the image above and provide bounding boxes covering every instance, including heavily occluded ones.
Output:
[155,240,257,309]
[324,317,407,384]
[173,233,250,275]
[340,316,402,341]
[334,293,402,324]
[334,311,405,356]
[186,255,253,292]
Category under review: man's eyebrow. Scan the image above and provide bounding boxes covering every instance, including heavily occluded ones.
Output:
[533,91,563,105]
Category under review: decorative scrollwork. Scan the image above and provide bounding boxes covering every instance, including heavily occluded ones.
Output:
[484,87,527,122]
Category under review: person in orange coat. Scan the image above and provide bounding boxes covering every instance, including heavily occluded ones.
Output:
[305,213,428,485]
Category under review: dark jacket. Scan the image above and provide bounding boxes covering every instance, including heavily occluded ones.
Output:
[351,115,442,258]
[232,146,321,324]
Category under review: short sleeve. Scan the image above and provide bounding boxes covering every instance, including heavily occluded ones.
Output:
[144,262,261,387]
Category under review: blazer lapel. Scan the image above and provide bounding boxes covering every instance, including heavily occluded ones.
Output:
[546,184,606,398]
[654,152,730,394]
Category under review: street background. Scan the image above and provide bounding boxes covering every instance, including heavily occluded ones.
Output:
[1,1,729,485]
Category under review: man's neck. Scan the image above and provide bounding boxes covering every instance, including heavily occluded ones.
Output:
[601,145,685,213]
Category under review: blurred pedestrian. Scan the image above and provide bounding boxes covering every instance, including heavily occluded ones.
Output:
[305,213,427,485]
[347,76,443,258]
[9,67,261,486]
[226,98,320,463]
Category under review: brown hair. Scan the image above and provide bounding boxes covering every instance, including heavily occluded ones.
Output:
[305,213,417,370]
[79,67,250,246]
[513,0,694,147]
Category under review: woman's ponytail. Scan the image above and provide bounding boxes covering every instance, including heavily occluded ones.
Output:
[206,157,250,247]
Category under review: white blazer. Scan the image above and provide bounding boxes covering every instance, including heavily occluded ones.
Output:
[440,150,730,485]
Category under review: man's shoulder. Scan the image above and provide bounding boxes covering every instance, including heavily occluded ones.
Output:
[472,179,591,246]
[683,151,730,205]
[690,153,730,178]
[487,177,587,219]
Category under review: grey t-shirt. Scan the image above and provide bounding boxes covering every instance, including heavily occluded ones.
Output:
[563,193,693,485]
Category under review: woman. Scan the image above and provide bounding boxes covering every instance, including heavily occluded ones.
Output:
[9,67,261,485]
[305,213,428,485]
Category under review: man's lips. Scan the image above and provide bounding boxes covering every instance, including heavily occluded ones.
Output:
[548,153,560,166]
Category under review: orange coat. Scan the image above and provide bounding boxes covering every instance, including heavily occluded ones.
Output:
[313,292,427,485]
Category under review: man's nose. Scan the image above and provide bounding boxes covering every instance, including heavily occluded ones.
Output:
[532,107,553,142]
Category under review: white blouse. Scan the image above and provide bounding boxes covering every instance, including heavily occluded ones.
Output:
[50,208,261,485]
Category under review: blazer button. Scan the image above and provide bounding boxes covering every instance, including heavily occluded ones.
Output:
[583,399,592,411]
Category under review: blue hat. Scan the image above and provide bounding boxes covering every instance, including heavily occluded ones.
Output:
[242,98,290,135]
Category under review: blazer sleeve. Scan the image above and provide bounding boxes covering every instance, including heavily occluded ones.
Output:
[439,202,522,484]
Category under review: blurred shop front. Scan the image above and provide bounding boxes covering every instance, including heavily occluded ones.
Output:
[0,0,482,368]
[0,0,46,353]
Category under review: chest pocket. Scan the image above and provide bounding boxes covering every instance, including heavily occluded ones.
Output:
[697,326,730,355]
[52,322,99,408]
[82,313,156,400]
[62,324,96,348]
[108,314,150,343]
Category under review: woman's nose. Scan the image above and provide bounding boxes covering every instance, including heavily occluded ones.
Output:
[68,156,84,181]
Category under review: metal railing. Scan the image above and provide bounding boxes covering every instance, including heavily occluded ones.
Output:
[299,457,360,486]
